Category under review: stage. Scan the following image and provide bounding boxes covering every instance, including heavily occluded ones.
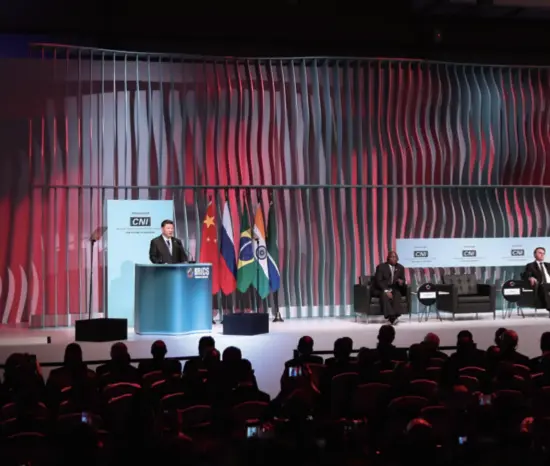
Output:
[0,310,547,397]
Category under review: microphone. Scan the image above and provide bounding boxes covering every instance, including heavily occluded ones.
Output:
[176,238,194,263]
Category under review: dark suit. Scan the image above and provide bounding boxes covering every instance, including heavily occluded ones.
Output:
[523,261,550,310]
[284,355,324,368]
[372,261,406,318]
[149,235,188,264]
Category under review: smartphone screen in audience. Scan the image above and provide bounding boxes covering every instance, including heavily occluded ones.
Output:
[246,425,259,438]
[288,366,302,377]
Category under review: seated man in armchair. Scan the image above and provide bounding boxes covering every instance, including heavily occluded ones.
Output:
[524,246,550,312]
[371,250,407,325]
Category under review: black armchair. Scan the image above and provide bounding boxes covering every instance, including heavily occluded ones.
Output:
[353,275,412,323]
[517,275,550,316]
[435,274,496,320]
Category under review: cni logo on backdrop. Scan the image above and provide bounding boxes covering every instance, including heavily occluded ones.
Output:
[511,249,525,257]
[129,217,151,227]
[414,251,429,258]
[187,267,210,279]
[462,250,477,257]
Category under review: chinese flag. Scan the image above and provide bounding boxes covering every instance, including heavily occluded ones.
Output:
[199,199,220,294]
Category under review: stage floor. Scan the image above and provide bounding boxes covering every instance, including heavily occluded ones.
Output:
[0,310,548,397]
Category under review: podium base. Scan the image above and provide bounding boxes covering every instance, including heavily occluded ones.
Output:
[75,318,128,342]
[223,313,269,336]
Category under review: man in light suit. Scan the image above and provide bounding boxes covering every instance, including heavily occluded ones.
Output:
[372,250,407,325]
[523,246,550,311]
[149,219,189,264]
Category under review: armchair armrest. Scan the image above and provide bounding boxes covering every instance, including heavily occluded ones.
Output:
[353,283,370,313]
[435,284,457,312]
[405,285,412,312]
[476,283,494,297]
[478,283,496,309]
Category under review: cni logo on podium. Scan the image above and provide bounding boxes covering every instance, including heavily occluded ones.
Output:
[511,249,525,257]
[187,267,210,279]
[462,250,477,257]
[129,216,151,227]
[414,251,429,258]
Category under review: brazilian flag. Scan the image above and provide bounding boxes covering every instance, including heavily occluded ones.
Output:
[236,204,255,292]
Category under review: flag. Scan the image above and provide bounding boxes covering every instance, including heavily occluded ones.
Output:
[266,199,280,292]
[199,199,220,294]
[219,200,237,295]
[252,204,270,299]
[237,203,255,293]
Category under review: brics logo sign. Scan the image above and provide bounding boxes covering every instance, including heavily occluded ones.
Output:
[187,267,210,279]
[511,249,525,257]
[129,217,151,227]
[414,251,429,258]
[462,250,477,257]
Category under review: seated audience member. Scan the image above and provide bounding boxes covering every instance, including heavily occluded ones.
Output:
[284,336,323,368]
[1,353,45,404]
[222,345,242,364]
[138,340,182,376]
[227,359,270,408]
[47,343,96,408]
[96,342,139,385]
[1,358,49,433]
[446,330,486,369]
[356,347,373,380]
[183,336,216,374]
[402,418,438,464]
[370,324,408,369]
[486,344,502,374]
[202,347,222,386]
[422,333,448,362]
[442,330,486,386]
[214,346,245,393]
[498,329,530,366]
[324,337,355,371]
[319,338,357,399]
[394,344,431,392]
[487,327,507,352]
[530,331,550,374]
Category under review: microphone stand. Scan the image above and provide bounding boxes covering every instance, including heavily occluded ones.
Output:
[255,236,261,313]
[88,238,96,320]
[272,294,284,322]
[87,226,107,320]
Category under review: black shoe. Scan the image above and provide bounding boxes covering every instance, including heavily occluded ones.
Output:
[388,316,396,325]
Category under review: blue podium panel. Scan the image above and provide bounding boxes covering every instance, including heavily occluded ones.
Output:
[134,263,213,335]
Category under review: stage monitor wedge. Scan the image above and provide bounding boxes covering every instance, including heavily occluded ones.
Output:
[75,318,128,342]
[223,313,269,336]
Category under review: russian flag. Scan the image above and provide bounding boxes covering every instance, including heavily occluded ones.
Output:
[219,200,237,295]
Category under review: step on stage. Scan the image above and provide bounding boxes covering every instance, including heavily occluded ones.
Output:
[0,311,546,397]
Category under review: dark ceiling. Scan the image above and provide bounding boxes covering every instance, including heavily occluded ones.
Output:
[4,0,550,64]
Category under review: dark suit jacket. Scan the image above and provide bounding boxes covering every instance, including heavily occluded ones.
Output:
[372,262,406,293]
[138,358,182,377]
[149,235,188,264]
[284,355,324,368]
[524,261,550,284]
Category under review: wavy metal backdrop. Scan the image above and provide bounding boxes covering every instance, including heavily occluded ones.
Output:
[0,45,548,324]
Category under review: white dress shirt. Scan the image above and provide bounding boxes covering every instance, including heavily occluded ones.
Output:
[538,261,550,284]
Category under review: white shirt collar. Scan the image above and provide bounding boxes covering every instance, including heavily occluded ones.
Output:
[162,235,172,243]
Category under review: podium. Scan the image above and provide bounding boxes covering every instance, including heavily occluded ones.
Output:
[134,263,213,335]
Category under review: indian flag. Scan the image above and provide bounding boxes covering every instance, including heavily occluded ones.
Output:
[252,204,270,299]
